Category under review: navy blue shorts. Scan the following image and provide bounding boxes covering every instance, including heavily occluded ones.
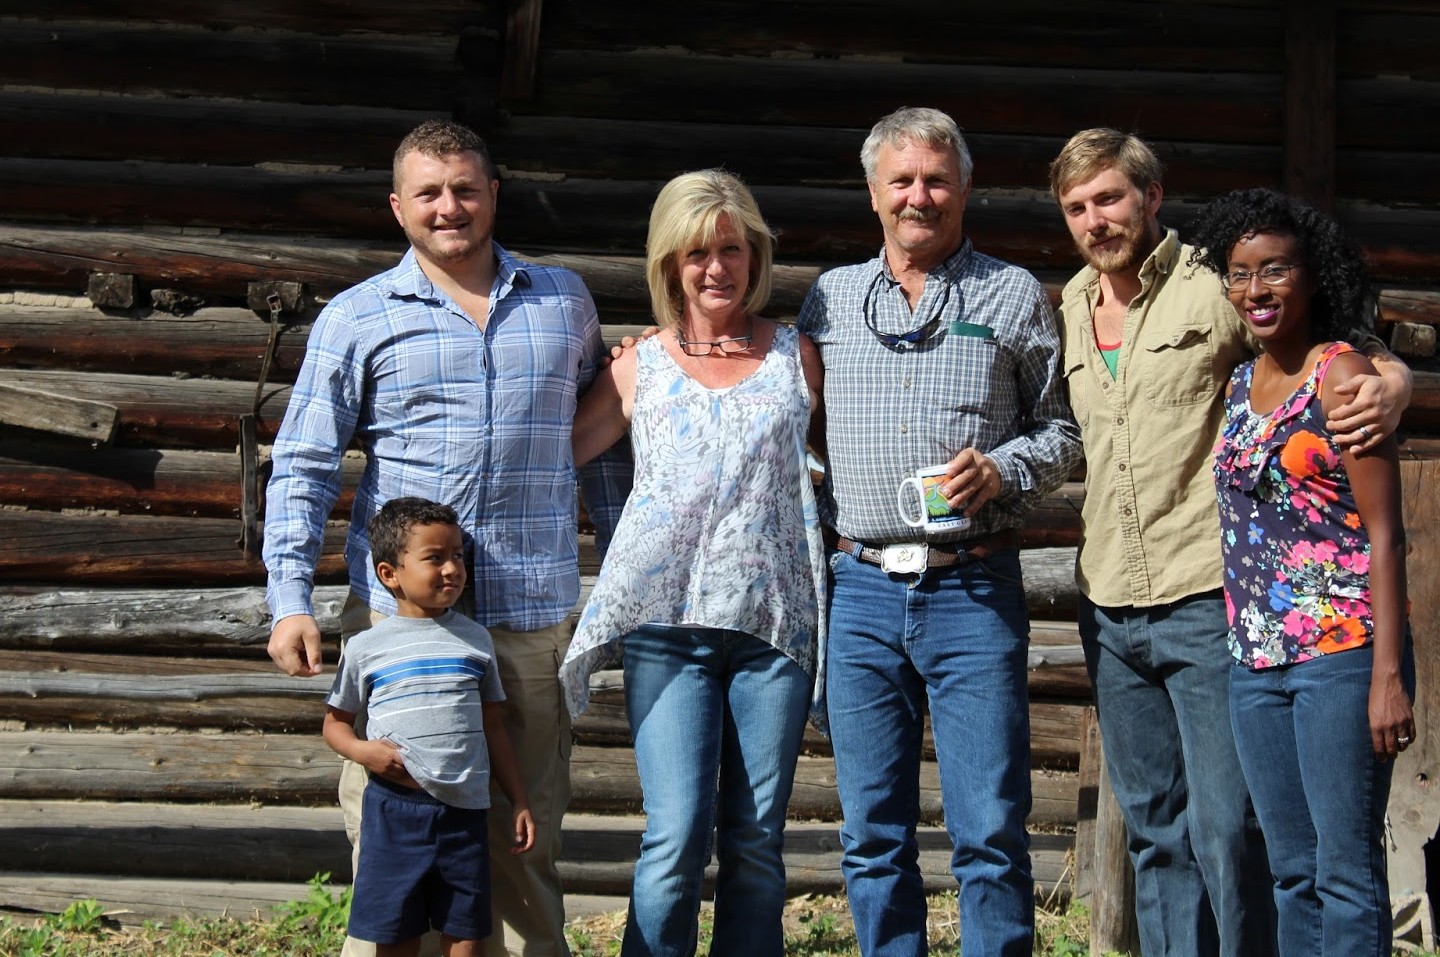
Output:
[348,775,492,945]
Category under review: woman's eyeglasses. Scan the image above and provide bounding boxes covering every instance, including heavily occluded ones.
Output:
[677,331,753,357]
[1220,263,1303,292]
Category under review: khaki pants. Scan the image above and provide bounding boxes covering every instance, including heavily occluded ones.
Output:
[336,595,574,957]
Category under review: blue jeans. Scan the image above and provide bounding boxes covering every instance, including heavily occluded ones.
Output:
[620,623,811,957]
[826,547,1033,957]
[1230,643,1412,957]
[1078,592,1275,957]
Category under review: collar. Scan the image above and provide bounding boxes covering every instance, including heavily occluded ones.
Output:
[876,237,973,287]
[381,242,531,303]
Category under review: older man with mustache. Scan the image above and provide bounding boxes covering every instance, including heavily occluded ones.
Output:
[800,107,1081,957]
[1049,128,1411,957]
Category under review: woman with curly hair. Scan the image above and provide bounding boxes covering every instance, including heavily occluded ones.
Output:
[1189,187,1416,956]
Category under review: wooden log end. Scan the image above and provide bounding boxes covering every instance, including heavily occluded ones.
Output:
[87,273,136,310]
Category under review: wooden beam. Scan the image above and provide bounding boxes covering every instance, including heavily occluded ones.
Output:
[0,807,1072,921]
[501,0,545,101]
[0,382,117,442]
[1386,460,1440,940]
[1284,0,1337,210]
[0,731,1081,826]
[0,654,1087,763]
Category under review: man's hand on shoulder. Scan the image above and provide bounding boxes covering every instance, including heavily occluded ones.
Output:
[602,325,661,366]
[268,613,324,676]
[1327,348,1411,454]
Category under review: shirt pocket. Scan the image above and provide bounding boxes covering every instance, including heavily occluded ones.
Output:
[941,336,1002,417]
[1140,322,1218,408]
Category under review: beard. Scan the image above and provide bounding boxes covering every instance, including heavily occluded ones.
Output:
[1078,210,1152,275]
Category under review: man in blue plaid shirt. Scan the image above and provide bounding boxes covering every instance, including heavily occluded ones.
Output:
[263,120,630,957]
[798,107,1080,957]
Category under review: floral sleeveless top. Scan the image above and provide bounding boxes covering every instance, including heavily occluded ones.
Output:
[559,325,827,718]
[1214,341,1371,669]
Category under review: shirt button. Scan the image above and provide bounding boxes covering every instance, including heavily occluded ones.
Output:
[1123,507,1132,516]
[1118,463,1127,472]
[903,378,911,388]
[1115,417,1124,426]
[899,424,909,434]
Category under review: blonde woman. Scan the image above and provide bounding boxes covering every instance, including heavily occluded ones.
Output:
[560,169,825,957]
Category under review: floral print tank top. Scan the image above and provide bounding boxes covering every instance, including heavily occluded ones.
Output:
[559,325,826,717]
[1214,342,1371,669]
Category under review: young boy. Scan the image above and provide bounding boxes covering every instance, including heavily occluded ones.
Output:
[323,497,535,957]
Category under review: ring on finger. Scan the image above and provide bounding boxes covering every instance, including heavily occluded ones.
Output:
[1399,735,1413,745]
[1359,425,1372,441]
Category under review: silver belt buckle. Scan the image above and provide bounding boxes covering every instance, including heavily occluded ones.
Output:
[880,543,928,574]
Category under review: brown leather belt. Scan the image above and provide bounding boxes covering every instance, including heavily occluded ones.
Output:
[833,529,1019,570]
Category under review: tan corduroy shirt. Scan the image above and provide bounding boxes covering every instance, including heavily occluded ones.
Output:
[1057,230,1254,608]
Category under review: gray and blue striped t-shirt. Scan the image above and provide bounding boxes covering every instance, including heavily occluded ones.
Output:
[327,611,505,809]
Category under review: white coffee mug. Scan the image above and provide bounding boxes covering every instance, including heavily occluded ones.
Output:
[896,465,971,534]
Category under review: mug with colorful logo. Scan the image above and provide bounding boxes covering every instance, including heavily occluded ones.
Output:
[896,465,971,534]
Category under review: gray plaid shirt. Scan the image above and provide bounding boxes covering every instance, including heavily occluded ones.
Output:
[798,239,1081,544]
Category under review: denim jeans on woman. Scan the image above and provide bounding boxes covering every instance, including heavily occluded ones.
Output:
[1078,592,1275,957]
[1230,641,1414,957]
[826,546,1034,957]
[619,623,810,957]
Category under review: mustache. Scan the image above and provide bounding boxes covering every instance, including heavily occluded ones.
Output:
[898,207,940,223]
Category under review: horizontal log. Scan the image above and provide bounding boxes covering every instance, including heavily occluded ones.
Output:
[0,89,438,172]
[527,51,1285,146]
[24,0,503,39]
[6,363,1438,471]
[7,160,1437,281]
[0,91,1305,200]
[0,871,340,926]
[0,731,1081,825]
[0,585,349,652]
[0,303,646,382]
[0,22,487,111]
[0,511,346,586]
[8,225,1440,330]
[0,436,1073,540]
[539,0,1282,72]
[0,305,313,381]
[0,651,1088,761]
[0,367,289,448]
[0,442,358,520]
[0,804,1072,903]
[0,497,1082,587]
[0,382,118,443]
[0,549,1083,652]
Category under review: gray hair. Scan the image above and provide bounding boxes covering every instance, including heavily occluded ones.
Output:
[860,107,973,188]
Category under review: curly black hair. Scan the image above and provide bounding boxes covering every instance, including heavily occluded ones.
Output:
[1187,187,1372,344]
[368,497,460,572]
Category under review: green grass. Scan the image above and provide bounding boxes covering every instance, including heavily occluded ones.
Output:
[4,882,1438,957]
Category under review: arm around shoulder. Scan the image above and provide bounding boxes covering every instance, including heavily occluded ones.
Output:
[573,346,637,468]
[1326,340,1412,452]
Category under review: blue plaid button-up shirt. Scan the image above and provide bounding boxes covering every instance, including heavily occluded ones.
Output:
[798,239,1080,544]
[264,244,632,631]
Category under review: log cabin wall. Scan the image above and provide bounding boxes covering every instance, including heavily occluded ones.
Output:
[0,0,1437,926]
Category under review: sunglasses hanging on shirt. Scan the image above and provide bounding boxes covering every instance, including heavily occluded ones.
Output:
[862,274,952,351]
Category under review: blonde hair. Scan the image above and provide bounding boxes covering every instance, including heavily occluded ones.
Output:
[645,170,775,328]
[1049,128,1163,203]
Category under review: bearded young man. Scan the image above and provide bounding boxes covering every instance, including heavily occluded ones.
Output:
[1049,128,1411,957]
